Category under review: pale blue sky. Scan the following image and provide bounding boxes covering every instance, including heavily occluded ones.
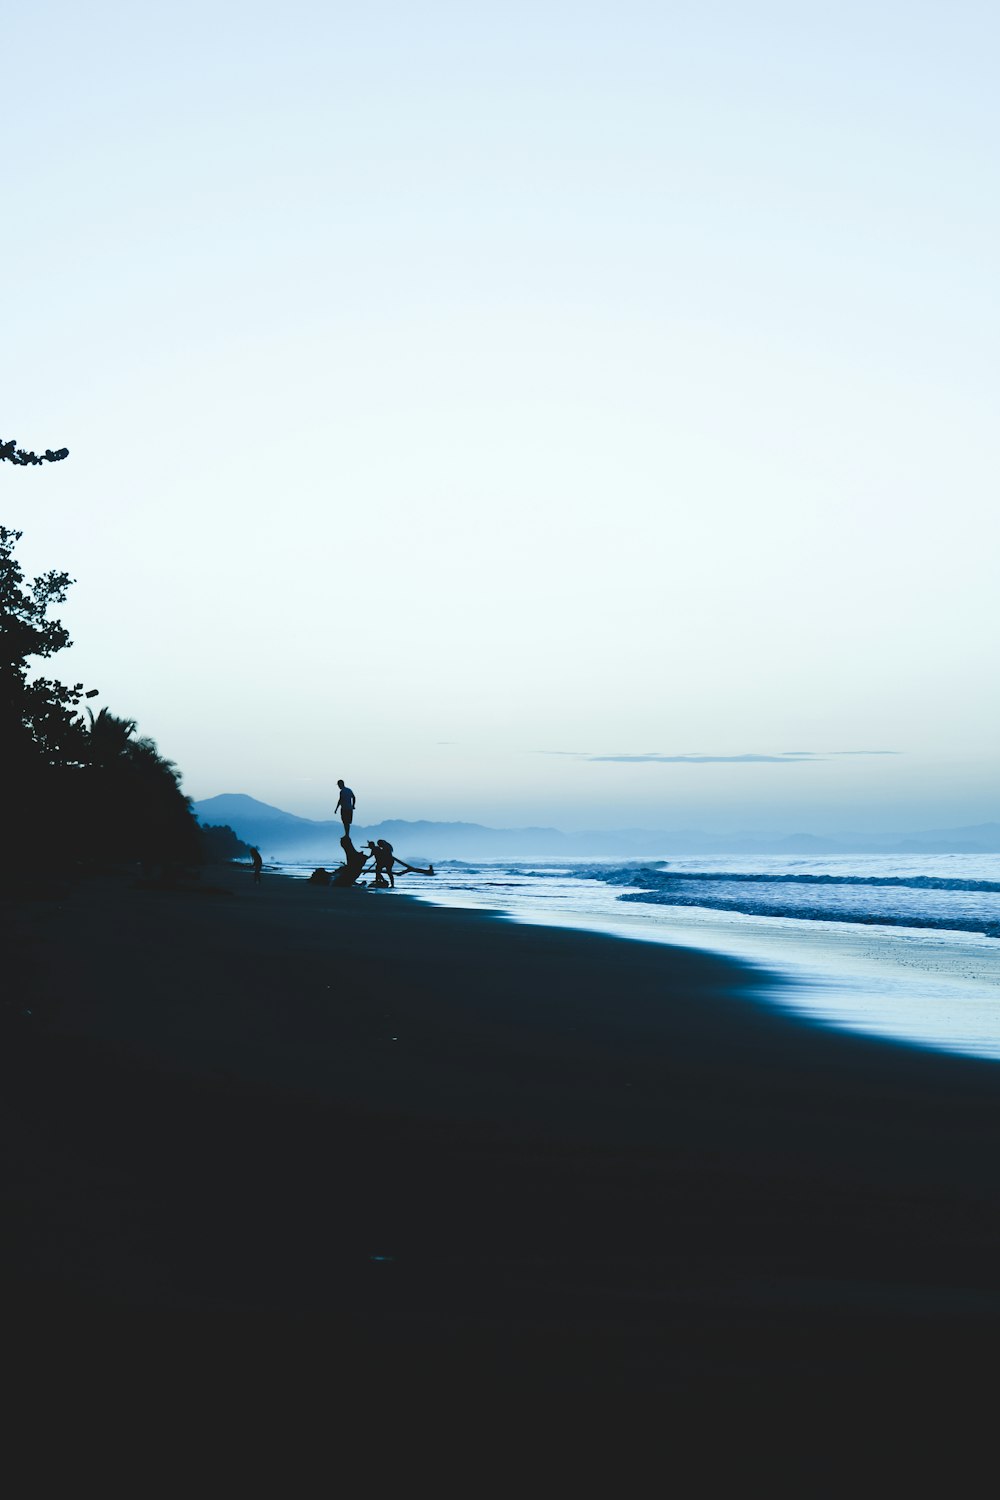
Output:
[4,2,998,832]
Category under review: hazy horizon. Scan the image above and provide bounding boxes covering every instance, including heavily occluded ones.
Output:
[194,789,999,844]
[6,2,997,838]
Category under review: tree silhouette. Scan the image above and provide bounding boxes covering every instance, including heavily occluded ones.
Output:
[81,707,201,868]
[2,527,202,874]
[199,823,251,862]
[1,437,69,466]
[3,446,203,874]
[86,706,139,763]
[1,525,87,775]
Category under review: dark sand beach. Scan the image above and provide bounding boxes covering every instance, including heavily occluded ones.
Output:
[5,867,1000,1439]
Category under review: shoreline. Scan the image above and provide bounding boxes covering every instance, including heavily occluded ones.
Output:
[382,861,1000,1060]
[6,864,1000,1417]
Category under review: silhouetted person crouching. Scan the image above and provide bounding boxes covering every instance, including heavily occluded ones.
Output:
[363,839,395,887]
[374,839,396,888]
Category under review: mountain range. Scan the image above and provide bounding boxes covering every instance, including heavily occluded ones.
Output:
[192,794,1000,861]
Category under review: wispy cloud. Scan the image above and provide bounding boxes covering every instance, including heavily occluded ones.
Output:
[538,750,901,764]
[587,753,819,764]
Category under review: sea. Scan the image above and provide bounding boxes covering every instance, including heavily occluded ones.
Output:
[276,852,1000,1063]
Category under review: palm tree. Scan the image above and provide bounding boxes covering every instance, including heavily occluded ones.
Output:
[82,707,199,867]
[86,707,138,764]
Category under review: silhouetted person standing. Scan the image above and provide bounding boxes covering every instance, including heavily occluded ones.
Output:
[335,780,356,839]
[250,847,263,884]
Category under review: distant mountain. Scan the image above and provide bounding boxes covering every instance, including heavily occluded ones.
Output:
[193,795,658,861]
[196,793,321,834]
[192,795,1000,861]
[194,794,344,856]
[893,823,1000,854]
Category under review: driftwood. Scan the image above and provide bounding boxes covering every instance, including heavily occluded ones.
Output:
[331,836,369,887]
[392,856,435,877]
[328,835,435,888]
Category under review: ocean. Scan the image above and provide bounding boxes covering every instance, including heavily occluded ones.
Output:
[276,852,1000,1062]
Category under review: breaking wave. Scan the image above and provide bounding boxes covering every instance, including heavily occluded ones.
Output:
[588,867,1000,895]
[568,864,1000,939]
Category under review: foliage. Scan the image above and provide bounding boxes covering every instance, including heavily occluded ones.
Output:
[1,437,69,466]
[0,526,88,774]
[1,525,202,873]
[80,708,202,867]
[199,823,252,863]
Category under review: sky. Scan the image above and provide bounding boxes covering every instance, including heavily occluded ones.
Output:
[4,1,998,834]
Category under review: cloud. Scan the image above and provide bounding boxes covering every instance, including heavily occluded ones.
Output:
[586,753,819,764]
[538,750,902,764]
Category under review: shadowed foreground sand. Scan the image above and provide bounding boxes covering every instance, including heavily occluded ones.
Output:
[5,867,1000,1434]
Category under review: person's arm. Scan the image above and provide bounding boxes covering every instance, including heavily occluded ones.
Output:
[334,794,342,812]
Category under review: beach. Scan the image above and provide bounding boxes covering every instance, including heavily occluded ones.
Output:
[5,866,1000,1430]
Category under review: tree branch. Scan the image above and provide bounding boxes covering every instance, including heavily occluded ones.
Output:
[1,438,69,466]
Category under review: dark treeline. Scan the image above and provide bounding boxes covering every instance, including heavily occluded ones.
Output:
[199,823,251,862]
[2,522,228,879]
